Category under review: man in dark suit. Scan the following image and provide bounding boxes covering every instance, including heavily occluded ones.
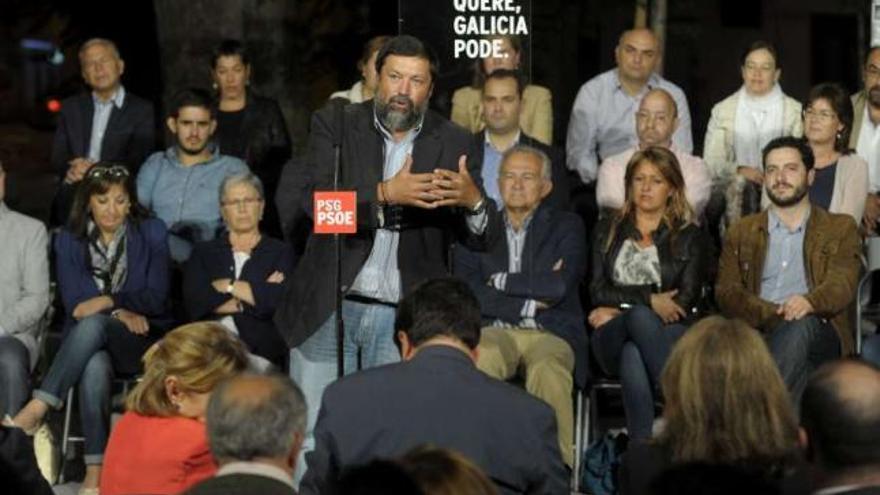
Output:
[274,35,498,478]
[184,374,306,495]
[51,38,155,224]
[455,144,586,468]
[800,360,880,495]
[300,278,568,495]
[473,69,569,210]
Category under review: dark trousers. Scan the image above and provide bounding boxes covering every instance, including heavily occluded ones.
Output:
[766,316,840,406]
[0,337,30,416]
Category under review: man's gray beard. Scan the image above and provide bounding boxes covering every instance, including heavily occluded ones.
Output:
[375,96,426,133]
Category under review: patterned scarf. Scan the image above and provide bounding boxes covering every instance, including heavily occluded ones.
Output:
[87,220,128,294]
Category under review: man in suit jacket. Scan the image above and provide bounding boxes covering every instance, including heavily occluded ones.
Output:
[473,69,569,210]
[184,374,306,495]
[851,47,880,232]
[455,145,586,468]
[300,278,568,495]
[51,38,155,224]
[800,360,880,495]
[274,35,499,478]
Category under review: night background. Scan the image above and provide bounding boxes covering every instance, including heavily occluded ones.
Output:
[0,0,873,224]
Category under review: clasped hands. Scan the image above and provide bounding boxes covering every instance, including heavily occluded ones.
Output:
[378,154,482,210]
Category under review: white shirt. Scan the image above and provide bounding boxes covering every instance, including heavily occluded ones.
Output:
[856,105,880,192]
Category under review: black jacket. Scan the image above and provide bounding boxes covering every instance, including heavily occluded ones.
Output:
[275,100,500,348]
[589,216,713,317]
[184,235,292,368]
[184,473,295,495]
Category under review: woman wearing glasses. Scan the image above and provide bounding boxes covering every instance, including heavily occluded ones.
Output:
[800,82,868,223]
[183,172,292,370]
[7,163,172,493]
[703,41,802,225]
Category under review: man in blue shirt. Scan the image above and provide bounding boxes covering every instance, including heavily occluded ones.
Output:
[137,88,249,262]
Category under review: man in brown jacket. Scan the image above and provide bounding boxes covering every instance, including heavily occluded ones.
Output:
[717,136,860,402]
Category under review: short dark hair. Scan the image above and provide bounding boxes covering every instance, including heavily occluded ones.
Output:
[168,87,215,119]
[800,360,880,472]
[375,35,439,84]
[805,82,855,153]
[741,40,780,70]
[482,68,524,97]
[395,278,482,349]
[761,136,815,171]
[211,39,249,69]
[67,162,149,238]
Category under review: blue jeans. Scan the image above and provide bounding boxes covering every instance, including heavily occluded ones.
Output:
[863,333,880,367]
[34,314,150,464]
[591,305,687,440]
[767,316,840,405]
[289,298,400,482]
[0,336,30,416]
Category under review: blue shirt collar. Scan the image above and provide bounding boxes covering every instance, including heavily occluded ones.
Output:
[768,206,811,233]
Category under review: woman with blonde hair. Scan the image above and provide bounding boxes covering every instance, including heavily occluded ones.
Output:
[619,316,801,495]
[99,322,248,495]
[588,146,712,441]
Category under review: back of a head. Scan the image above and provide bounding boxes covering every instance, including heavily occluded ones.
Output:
[206,373,307,463]
[394,278,482,350]
[659,316,798,466]
[336,459,424,495]
[399,446,498,495]
[801,360,880,472]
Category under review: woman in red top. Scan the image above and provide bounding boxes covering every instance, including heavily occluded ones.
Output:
[100,322,248,495]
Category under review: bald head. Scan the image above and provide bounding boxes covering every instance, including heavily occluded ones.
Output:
[206,374,306,465]
[801,360,880,474]
[636,88,679,147]
[616,29,661,85]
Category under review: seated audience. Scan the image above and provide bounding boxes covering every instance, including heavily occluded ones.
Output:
[183,373,306,495]
[137,87,249,263]
[300,278,568,495]
[451,34,553,145]
[801,82,868,223]
[716,136,860,402]
[329,35,390,103]
[596,88,711,220]
[211,39,292,238]
[184,172,292,369]
[0,160,50,416]
[703,41,802,226]
[619,316,802,495]
[100,322,248,495]
[51,38,155,225]
[800,360,880,494]
[472,70,569,209]
[399,446,498,495]
[454,144,586,467]
[588,146,712,441]
[9,162,172,492]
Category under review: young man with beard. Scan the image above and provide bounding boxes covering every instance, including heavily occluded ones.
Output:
[275,35,498,481]
[136,88,249,262]
[853,47,880,232]
[716,136,861,403]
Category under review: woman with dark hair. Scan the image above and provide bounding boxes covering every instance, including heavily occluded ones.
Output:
[211,39,292,238]
[801,82,868,222]
[183,172,293,370]
[703,41,802,225]
[588,146,711,441]
[619,316,802,495]
[450,34,553,145]
[7,162,172,492]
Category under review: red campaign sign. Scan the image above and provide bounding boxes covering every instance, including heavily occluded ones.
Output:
[313,191,357,234]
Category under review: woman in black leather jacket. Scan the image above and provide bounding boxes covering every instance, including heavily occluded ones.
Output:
[211,39,292,239]
[588,146,712,441]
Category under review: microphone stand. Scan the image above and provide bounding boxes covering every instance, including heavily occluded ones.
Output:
[332,103,345,379]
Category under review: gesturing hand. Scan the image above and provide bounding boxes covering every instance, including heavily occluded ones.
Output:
[381,154,440,209]
[430,155,483,209]
[650,290,686,324]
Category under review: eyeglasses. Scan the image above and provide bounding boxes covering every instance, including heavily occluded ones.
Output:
[86,165,129,180]
[221,197,262,208]
[803,108,837,122]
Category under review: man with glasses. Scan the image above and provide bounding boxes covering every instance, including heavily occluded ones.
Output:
[595,88,711,219]
[136,88,248,263]
[0,161,50,417]
[853,46,880,231]
[51,38,155,225]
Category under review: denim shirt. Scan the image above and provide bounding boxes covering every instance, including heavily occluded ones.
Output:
[136,146,249,262]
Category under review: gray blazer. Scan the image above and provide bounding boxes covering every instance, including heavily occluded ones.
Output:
[0,203,50,370]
